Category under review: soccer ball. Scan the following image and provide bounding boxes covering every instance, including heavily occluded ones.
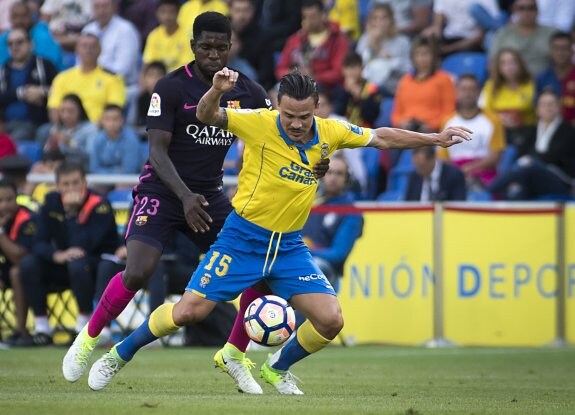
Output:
[243,295,296,346]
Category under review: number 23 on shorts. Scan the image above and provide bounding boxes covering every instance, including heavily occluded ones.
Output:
[204,251,232,276]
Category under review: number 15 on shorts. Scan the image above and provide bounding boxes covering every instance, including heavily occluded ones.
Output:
[204,251,232,276]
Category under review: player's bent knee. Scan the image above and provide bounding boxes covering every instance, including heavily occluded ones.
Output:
[123,261,157,290]
[172,292,215,326]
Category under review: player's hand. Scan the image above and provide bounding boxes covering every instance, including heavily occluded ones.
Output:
[213,67,238,93]
[182,193,212,233]
[313,157,330,179]
[434,126,472,148]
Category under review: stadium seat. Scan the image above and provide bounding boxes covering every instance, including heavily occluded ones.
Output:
[362,147,380,199]
[61,52,77,70]
[386,149,413,197]
[359,0,371,27]
[376,189,404,201]
[467,190,492,201]
[441,52,489,85]
[107,188,133,204]
[140,141,149,160]
[17,142,42,163]
[224,140,239,175]
[374,97,394,128]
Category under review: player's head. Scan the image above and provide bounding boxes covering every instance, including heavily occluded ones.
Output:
[0,179,19,220]
[277,71,319,144]
[192,12,232,79]
[55,161,87,196]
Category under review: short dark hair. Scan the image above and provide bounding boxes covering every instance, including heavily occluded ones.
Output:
[550,31,572,44]
[55,161,85,181]
[343,51,363,68]
[103,104,124,115]
[0,178,17,194]
[457,73,480,85]
[193,11,231,41]
[156,0,180,10]
[412,146,436,159]
[145,61,167,75]
[278,71,319,104]
[302,0,324,11]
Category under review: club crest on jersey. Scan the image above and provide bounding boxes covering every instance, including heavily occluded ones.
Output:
[135,215,148,226]
[227,100,241,109]
[200,273,211,288]
[320,143,329,159]
[147,93,161,117]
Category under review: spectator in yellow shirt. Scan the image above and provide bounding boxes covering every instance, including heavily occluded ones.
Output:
[323,0,361,41]
[143,0,195,72]
[47,33,126,124]
[178,0,229,38]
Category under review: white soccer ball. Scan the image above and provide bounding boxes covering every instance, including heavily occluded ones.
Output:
[243,295,296,346]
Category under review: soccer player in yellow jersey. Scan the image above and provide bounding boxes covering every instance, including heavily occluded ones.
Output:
[88,70,471,394]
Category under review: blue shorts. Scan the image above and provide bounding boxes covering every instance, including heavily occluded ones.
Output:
[186,211,336,301]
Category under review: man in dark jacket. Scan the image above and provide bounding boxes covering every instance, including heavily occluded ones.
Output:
[405,146,467,201]
[0,28,58,141]
[19,162,119,345]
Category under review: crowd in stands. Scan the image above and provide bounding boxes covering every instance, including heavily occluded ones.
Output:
[0,0,572,204]
[1,0,575,346]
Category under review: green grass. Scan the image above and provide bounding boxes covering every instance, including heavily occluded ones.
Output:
[1,346,575,415]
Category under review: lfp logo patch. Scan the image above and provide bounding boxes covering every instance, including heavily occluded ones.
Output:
[336,119,363,135]
[147,93,161,117]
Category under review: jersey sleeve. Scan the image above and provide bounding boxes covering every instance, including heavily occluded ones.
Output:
[329,119,374,150]
[146,76,179,132]
[225,108,271,145]
[246,80,273,110]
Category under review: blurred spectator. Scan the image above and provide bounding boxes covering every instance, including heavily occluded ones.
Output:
[39,0,93,51]
[405,146,467,201]
[0,154,39,212]
[82,0,141,90]
[228,30,257,81]
[276,0,349,93]
[536,32,575,125]
[178,0,229,39]
[0,111,17,159]
[47,33,126,124]
[24,149,65,203]
[40,94,98,167]
[0,1,63,70]
[142,0,194,73]
[89,104,142,174]
[0,179,36,345]
[302,156,363,293]
[391,36,456,132]
[229,0,260,71]
[372,0,432,37]
[488,90,575,199]
[0,28,58,142]
[134,61,166,138]
[356,3,411,95]
[257,0,302,90]
[480,48,535,142]
[117,0,158,47]
[536,0,575,33]
[423,0,498,56]
[316,89,368,196]
[322,0,360,41]
[489,0,555,77]
[332,51,382,127]
[438,74,506,189]
[0,0,19,32]
[20,162,119,341]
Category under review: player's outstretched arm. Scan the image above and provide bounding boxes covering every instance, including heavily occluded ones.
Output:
[196,67,238,129]
[368,126,473,150]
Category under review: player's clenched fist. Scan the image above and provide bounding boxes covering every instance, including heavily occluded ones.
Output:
[213,67,239,93]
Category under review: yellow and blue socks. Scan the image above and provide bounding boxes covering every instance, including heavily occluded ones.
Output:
[115,303,179,361]
[269,320,331,371]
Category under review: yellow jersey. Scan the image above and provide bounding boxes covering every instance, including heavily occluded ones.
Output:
[143,25,194,72]
[178,0,229,39]
[48,66,126,123]
[226,108,373,232]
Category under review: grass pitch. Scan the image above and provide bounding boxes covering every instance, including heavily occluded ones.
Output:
[1,345,574,415]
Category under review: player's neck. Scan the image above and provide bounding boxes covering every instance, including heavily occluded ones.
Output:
[191,63,213,86]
